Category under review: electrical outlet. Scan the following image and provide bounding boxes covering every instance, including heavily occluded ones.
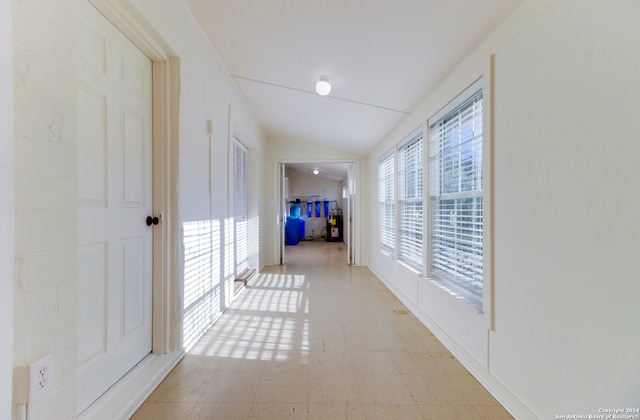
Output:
[28,354,53,402]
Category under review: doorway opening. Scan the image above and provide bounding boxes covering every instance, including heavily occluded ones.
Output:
[276,161,359,267]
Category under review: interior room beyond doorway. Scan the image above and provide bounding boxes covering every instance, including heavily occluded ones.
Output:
[283,162,353,265]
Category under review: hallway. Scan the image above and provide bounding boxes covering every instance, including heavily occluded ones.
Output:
[132,241,512,419]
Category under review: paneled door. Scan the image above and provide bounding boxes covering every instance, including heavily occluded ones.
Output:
[76,2,153,414]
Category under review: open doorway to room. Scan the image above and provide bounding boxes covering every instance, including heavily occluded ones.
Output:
[276,161,359,266]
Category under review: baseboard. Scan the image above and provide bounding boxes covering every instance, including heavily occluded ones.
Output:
[369,265,538,420]
[78,350,185,420]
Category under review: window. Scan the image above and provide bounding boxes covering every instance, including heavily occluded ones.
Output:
[398,131,423,271]
[378,151,395,255]
[428,80,483,299]
[232,138,248,221]
[232,138,248,274]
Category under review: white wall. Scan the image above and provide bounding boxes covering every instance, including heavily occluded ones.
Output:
[1,0,14,418]
[11,0,265,417]
[264,137,368,265]
[12,0,77,418]
[128,0,266,336]
[368,0,640,418]
[491,0,640,415]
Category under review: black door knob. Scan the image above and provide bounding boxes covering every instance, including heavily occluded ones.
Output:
[146,216,159,226]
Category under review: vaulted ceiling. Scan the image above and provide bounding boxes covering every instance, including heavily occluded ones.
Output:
[185,0,523,156]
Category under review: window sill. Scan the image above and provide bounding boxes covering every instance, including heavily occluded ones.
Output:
[427,277,483,312]
[380,249,394,258]
[398,259,423,276]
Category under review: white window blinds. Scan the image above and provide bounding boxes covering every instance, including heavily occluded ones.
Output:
[232,138,248,275]
[233,138,248,220]
[429,87,483,296]
[398,132,423,271]
[378,152,395,255]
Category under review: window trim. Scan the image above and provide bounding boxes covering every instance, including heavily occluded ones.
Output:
[397,129,424,273]
[378,148,395,257]
[428,82,483,296]
[425,57,494,330]
[231,137,248,220]
[231,136,249,276]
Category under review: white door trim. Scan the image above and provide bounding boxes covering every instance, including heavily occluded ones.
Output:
[272,159,362,266]
[88,0,180,357]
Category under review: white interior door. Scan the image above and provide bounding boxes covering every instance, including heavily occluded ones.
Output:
[76,2,153,414]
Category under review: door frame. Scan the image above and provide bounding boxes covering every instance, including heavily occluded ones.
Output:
[347,162,356,265]
[273,159,362,266]
[278,162,286,265]
[89,0,179,357]
[77,1,181,417]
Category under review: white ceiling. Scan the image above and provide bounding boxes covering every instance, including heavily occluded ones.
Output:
[286,162,351,182]
[184,0,522,155]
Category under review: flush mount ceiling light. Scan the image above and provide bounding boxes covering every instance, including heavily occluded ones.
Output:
[315,76,331,96]
[313,169,319,175]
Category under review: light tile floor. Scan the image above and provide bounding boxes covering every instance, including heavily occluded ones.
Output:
[132,240,513,419]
